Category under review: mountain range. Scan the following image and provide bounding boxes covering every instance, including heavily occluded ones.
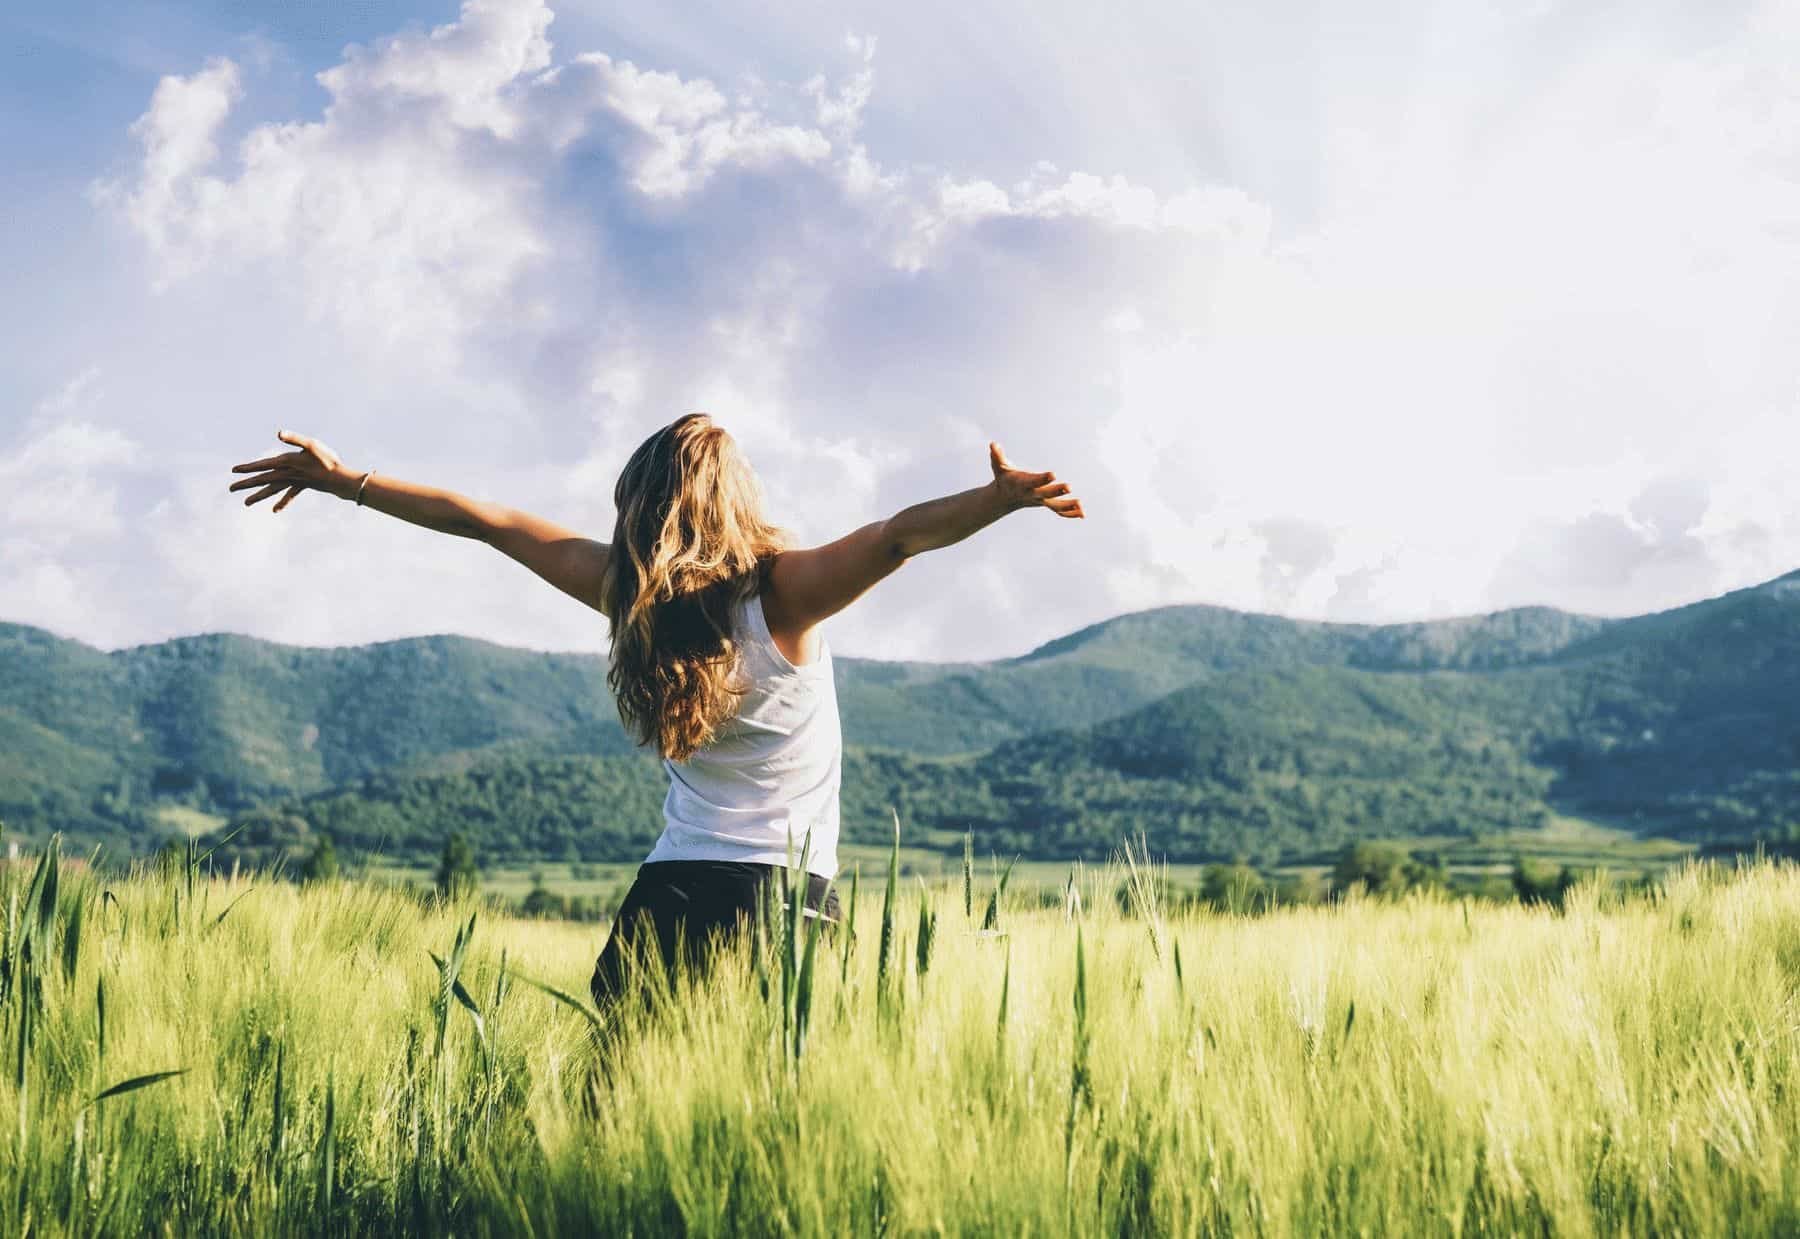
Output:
[7,570,1800,866]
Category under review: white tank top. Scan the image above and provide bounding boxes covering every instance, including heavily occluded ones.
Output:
[641,590,841,879]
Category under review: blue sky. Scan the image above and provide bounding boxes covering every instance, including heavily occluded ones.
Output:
[4,0,1798,661]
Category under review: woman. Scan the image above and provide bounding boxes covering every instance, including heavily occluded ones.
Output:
[228,415,1084,1005]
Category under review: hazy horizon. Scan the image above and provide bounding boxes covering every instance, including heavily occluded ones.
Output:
[9,559,1796,665]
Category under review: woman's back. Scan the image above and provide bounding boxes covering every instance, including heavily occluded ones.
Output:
[643,590,842,879]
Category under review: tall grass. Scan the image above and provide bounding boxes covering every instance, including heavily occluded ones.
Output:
[0,837,1798,1234]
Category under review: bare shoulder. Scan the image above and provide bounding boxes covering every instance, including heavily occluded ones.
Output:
[758,553,827,667]
[759,550,803,631]
[759,522,903,642]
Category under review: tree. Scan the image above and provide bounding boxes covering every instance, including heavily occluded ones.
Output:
[198,811,313,875]
[1401,850,1448,892]
[1332,842,1407,896]
[435,831,480,900]
[300,834,339,884]
[1274,871,1326,906]
[1511,855,1574,907]
[152,836,187,877]
[1199,861,1267,912]
[521,883,563,919]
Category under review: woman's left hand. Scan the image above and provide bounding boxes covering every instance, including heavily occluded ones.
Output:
[228,430,356,513]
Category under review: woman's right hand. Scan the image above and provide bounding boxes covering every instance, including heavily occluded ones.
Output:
[228,430,357,513]
[989,441,1084,518]
[763,438,1087,653]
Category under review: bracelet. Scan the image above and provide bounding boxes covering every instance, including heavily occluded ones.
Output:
[355,469,376,507]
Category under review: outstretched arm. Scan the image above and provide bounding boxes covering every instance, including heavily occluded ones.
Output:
[228,430,611,615]
[762,441,1082,659]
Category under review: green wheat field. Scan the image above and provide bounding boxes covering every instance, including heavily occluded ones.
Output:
[4,835,1799,1237]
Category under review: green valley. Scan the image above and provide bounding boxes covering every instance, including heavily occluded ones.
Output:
[6,571,1800,877]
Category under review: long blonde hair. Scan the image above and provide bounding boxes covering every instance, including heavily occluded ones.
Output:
[599,413,789,761]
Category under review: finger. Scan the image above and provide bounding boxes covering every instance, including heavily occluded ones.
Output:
[278,429,327,461]
[272,484,304,513]
[1029,478,1065,498]
[232,453,294,473]
[279,428,336,465]
[229,471,285,492]
[1044,496,1083,516]
[243,483,284,507]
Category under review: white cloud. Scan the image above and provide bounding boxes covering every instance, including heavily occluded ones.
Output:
[540,52,833,197]
[27,366,104,429]
[1491,476,1722,615]
[11,0,1796,661]
[0,420,140,543]
[88,56,242,276]
[1254,517,1338,609]
[0,405,148,643]
[314,0,554,138]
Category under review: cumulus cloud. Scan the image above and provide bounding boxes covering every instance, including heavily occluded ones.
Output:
[0,374,153,644]
[88,57,242,273]
[1,422,140,545]
[1328,555,1401,620]
[1253,517,1337,609]
[1490,476,1723,615]
[10,0,1797,660]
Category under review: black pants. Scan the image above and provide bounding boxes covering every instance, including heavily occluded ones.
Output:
[590,860,842,1008]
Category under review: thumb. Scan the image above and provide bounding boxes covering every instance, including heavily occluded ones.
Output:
[989,440,1006,475]
[278,428,324,462]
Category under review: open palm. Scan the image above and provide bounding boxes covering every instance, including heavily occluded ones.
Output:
[228,431,353,513]
[989,441,1084,518]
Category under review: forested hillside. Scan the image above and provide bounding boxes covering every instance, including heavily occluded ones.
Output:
[6,571,1800,867]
